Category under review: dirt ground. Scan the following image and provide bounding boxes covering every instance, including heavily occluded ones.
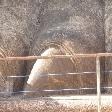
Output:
[0,95,112,112]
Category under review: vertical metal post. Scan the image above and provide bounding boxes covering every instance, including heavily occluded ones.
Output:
[96,56,101,112]
[6,76,12,96]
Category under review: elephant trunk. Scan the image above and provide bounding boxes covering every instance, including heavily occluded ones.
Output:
[27,48,59,86]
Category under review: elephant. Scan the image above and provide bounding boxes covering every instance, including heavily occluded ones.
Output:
[24,0,106,97]
[0,0,43,95]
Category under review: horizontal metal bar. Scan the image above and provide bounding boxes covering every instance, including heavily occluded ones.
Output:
[0,88,96,94]
[7,75,29,78]
[7,72,96,78]
[0,86,111,95]
[0,55,93,61]
[22,87,112,92]
[0,53,112,61]
[6,70,112,78]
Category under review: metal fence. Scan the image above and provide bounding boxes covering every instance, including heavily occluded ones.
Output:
[1,53,112,112]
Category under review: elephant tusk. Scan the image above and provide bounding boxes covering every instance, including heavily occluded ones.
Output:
[27,60,44,86]
[27,48,57,86]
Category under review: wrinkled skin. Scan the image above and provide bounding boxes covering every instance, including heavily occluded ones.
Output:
[25,0,105,96]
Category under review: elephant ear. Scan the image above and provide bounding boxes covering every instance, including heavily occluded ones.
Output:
[27,47,75,89]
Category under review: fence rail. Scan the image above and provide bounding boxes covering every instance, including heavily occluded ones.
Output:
[6,70,112,78]
[0,53,112,61]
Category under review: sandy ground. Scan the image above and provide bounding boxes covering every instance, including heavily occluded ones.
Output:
[0,95,112,112]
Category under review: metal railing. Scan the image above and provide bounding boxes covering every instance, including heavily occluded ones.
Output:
[1,53,112,112]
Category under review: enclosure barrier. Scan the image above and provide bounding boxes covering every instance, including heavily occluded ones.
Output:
[1,53,112,112]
